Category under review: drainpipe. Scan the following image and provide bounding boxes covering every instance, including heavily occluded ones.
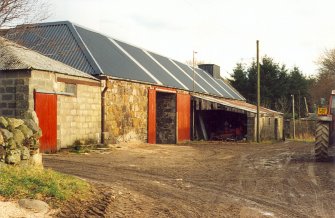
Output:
[101,77,108,144]
[192,98,195,140]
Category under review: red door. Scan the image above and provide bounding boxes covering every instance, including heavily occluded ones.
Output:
[177,93,191,142]
[148,89,156,144]
[34,92,57,153]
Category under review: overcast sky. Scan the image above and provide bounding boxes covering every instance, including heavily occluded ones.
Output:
[46,0,335,78]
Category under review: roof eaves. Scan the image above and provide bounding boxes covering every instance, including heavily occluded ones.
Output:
[29,67,99,81]
[191,93,283,115]
[105,75,226,99]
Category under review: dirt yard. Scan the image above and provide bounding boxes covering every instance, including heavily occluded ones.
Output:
[43,141,335,217]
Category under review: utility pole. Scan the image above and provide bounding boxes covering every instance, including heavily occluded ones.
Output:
[192,51,197,92]
[298,90,301,119]
[291,94,295,139]
[304,97,309,115]
[192,51,197,140]
[304,96,309,135]
[256,40,260,143]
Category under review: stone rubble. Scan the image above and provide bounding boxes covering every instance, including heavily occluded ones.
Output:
[0,111,42,166]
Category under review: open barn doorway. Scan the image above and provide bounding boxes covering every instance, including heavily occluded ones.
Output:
[156,92,177,144]
[195,110,247,141]
[192,97,248,141]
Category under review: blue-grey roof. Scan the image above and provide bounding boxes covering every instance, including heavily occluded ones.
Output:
[0,37,97,80]
[5,21,245,100]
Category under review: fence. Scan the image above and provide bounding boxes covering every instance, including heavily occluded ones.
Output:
[284,119,316,140]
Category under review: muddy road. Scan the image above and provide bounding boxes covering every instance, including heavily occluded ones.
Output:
[44,141,335,217]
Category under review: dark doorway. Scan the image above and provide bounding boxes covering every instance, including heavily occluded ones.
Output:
[156,92,176,144]
[195,110,247,141]
[274,118,278,140]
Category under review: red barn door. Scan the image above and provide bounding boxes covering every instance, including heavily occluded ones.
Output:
[177,93,191,142]
[148,89,156,144]
[34,92,57,153]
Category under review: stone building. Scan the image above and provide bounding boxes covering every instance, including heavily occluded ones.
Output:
[2,21,284,146]
[0,38,101,152]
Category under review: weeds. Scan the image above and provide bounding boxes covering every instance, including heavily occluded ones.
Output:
[289,133,315,142]
[70,138,106,153]
[0,166,91,205]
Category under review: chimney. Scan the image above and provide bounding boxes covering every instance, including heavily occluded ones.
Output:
[198,64,221,79]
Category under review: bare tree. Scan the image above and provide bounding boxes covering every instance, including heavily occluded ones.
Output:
[275,96,290,114]
[0,0,49,28]
[310,49,335,105]
[0,0,49,64]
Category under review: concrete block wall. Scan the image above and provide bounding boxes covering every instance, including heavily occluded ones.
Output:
[247,116,256,141]
[260,116,275,140]
[247,114,283,142]
[104,79,149,144]
[260,116,283,141]
[57,83,101,147]
[0,70,31,118]
[30,70,101,148]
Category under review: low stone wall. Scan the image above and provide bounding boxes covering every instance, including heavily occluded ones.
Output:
[0,115,42,166]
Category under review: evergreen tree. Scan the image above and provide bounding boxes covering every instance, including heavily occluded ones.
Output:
[230,57,311,117]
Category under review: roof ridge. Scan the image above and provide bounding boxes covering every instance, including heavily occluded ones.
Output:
[69,23,104,74]
[14,21,226,76]
[69,22,207,70]
[5,21,245,100]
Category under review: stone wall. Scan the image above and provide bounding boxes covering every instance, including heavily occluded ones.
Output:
[0,70,31,118]
[104,79,149,144]
[0,115,42,166]
[156,92,176,144]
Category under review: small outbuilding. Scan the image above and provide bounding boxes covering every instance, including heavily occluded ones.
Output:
[0,38,101,152]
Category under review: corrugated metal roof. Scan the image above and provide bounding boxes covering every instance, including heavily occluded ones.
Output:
[5,22,98,75]
[192,93,282,115]
[0,37,97,80]
[4,21,245,100]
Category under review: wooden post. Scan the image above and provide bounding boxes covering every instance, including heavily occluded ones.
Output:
[256,40,260,143]
[291,94,296,139]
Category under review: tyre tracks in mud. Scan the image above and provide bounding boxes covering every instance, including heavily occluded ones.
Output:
[44,141,335,217]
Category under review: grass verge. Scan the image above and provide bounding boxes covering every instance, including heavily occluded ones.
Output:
[0,165,92,206]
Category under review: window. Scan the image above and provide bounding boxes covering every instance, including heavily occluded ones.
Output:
[65,83,77,95]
